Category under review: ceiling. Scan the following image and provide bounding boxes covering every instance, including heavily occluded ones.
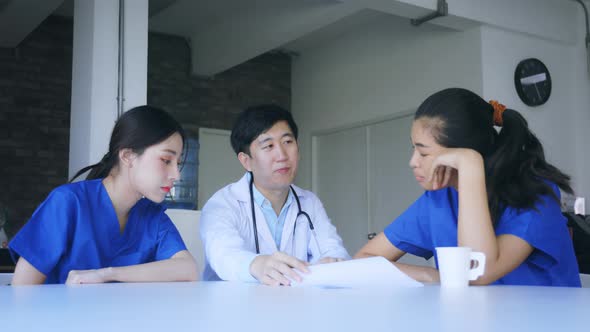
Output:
[1,0,410,76]
[0,0,583,76]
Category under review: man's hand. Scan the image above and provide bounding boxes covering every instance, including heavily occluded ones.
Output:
[250,252,309,286]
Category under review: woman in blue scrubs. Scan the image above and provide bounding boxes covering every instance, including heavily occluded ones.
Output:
[9,106,198,284]
[355,88,580,287]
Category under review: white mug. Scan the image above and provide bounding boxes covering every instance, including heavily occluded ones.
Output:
[435,247,486,288]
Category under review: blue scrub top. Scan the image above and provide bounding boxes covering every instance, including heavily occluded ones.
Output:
[9,179,187,284]
[384,184,581,287]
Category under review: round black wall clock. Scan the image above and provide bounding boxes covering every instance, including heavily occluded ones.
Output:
[514,58,551,107]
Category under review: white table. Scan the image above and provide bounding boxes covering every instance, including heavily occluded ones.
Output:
[1,281,589,332]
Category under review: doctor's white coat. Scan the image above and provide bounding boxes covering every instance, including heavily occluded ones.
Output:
[200,173,350,281]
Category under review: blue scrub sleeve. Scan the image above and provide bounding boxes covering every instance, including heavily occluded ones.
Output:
[155,213,187,261]
[384,192,433,259]
[9,188,74,275]
[495,194,566,270]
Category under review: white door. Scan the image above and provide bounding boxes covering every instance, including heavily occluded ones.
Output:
[368,116,431,266]
[314,126,368,255]
[198,128,245,209]
[312,114,433,266]
[368,115,420,234]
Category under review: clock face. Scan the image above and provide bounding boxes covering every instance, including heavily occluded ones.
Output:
[514,58,551,107]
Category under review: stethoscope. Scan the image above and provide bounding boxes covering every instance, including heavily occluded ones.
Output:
[249,174,322,255]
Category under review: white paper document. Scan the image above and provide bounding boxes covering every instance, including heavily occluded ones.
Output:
[292,256,423,289]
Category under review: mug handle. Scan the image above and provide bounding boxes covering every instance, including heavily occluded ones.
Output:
[468,252,486,281]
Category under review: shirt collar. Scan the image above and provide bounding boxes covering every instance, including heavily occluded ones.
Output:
[248,172,294,209]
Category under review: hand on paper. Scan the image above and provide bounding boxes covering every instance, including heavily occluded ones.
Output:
[250,251,310,286]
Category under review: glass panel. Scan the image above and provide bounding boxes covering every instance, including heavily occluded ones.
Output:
[165,137,199,210]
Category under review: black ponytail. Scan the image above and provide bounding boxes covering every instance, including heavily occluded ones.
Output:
[485,108,572,222]
[415,88,573,224]
[69,153,117,182]
[69,105,186,183]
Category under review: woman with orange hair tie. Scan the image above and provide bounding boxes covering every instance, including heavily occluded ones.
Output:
[355,88,580,287]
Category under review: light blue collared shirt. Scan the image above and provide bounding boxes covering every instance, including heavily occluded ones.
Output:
[251,182,294,248]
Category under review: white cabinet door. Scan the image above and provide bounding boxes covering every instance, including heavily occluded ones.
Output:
[314,126,368,255]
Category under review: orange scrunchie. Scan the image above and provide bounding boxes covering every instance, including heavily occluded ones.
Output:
[489,100,506,126]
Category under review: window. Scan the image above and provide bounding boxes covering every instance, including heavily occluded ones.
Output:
[165,137,199,210]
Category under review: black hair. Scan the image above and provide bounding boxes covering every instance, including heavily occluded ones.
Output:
[415,87,573,224]
[69,105,186,182]
[230,104,298,155]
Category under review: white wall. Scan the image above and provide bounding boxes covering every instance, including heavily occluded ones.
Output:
[480,25,578,191]
[292,12,483,189]
[480,3,590,199]
[445,0,577,43]
[572,2,590,201]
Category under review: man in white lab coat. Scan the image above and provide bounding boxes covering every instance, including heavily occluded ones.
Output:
[200,105,350,285]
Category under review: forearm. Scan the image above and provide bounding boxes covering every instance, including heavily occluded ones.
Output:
[457,153,498,275]
[201,209,259,282]
[352,233,433,281]
[104,254,198,282]
[209,248,258,282]
[354,233,406,261]
[354,251,373,259]
[393,261,439,283]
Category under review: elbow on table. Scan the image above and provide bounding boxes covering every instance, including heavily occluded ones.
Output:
[172,255,199,281]
[184,259,199,281]
[183,267,199,282]
[184,272,199,282]
[468,261,507,286]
